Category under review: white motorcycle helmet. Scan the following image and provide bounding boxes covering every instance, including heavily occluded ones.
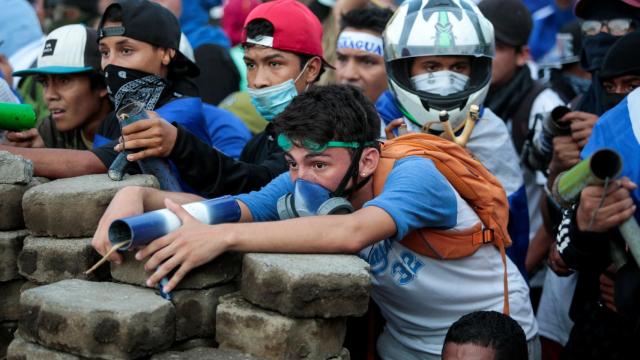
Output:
[384,0,494,132]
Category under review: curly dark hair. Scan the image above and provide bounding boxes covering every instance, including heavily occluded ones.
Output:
[444,311,528,360]
[272,84,380,149]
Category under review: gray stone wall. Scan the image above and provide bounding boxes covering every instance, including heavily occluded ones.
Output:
[1,153,371,359]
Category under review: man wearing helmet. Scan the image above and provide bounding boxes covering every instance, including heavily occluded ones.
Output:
[376,0,531,278]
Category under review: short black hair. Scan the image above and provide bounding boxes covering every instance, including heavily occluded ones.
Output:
[339,7,393,34]
[444,311,528,360]
[273,84,380,149]
[244,19,324,81]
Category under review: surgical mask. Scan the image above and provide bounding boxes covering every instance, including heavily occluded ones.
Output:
[411,70,469,96]
[104,64,167,111]
[562,74,592,96]
[277,179,354,219]
[248,61,310,121]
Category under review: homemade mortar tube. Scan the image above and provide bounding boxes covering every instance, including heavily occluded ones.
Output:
[108,101,182,191]
[552,149,622,207]
[108,195,241,250]
[552,148,640,267]
[0,103,36,131]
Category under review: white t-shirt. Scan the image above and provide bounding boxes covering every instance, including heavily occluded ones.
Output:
[360,158,538,357]
[536,270,577,345]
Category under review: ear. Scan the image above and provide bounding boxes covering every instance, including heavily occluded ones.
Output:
[303,57,323,85]
[161,48,176,66]
[358,147,380,180]
[516,45,530,67]
[98,87,108,98]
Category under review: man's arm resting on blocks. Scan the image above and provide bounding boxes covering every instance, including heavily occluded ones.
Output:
[0,145,106,178]
[138,200,397,292]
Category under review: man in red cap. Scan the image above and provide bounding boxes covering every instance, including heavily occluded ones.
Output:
[92,0,331,263]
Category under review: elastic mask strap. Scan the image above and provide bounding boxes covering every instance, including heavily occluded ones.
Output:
[294,58,315,88]
[331,146,365,198]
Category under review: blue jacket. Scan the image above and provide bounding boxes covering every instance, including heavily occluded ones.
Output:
[180,0,231,49]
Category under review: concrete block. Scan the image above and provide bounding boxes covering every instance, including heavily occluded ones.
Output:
[20,281,40,293]
[22,174,159,237]
[328,348,350,360]
[0,230,28,281]
[18,237,108,284]
[0,280,25,321]
[111,251,241,290]
[19,279,175,359]
[0,178,48,230]
[7,337,82,360]
[241,254,370,318]
[151,347,260,360]
[169,338,217,352]
[216,293,346,360]
[0,151,33,185]
[172,283,237,341]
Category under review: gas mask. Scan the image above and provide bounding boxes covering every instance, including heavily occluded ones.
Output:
[277,179,354,219]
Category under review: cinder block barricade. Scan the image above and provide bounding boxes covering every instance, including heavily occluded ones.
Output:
[0,152,37,357]
[2,152,371,359]
[215,254,370,360]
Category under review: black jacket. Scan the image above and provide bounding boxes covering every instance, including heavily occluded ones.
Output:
[169,122,287,198]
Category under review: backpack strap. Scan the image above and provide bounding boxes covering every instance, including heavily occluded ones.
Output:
[373,136,511,314]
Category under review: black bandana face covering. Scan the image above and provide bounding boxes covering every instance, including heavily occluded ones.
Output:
[104,64,167,111]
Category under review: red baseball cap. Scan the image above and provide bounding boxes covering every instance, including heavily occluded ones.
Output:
[242,0,333,68]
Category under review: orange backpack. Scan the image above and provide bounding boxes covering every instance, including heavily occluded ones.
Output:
[373,133,512,313]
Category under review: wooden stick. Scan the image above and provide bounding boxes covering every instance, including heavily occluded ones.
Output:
[85,240,131,275]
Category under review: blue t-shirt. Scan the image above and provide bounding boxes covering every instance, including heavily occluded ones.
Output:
[237,156,458,241]
[581,92,640,222]
[376,90,404,126]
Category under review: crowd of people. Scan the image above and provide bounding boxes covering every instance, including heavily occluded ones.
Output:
[1,0,639,359]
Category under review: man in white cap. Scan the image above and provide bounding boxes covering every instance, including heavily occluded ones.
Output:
[5,24,111,150]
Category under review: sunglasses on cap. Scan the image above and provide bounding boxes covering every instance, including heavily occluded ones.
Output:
[581,18,635,36]
[277,134,375,153]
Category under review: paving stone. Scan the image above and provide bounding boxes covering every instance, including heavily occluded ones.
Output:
[216,293,346,360]
[22,174,159,237]
[241,254,370,318]
[0,178,48,230]
[0,151,33,185]
[20,281,40,293]
[0,280,25,321]
[327,348,350,360]
[18,279,175,359]
[0,230,28,281]
[18,237,108,284]
[7,336,82,360]
[172,284,237,341]
[169,338,217,352]
[111,251,241,290]
[151,347,260,360]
